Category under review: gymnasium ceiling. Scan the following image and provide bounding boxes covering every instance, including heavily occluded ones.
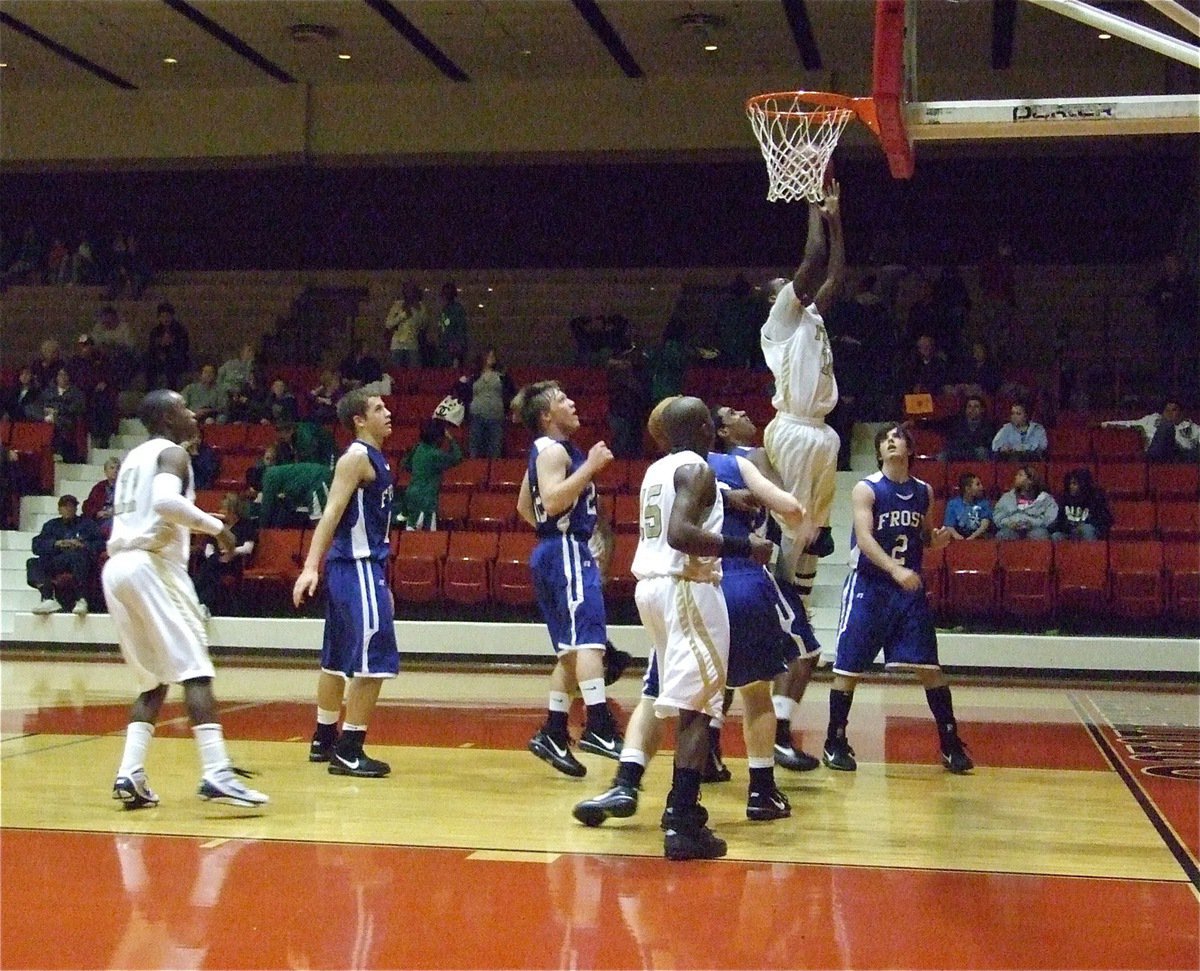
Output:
[0,0,1196,102]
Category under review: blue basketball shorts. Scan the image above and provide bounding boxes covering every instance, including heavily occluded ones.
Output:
[321,557,399,679]
[722,566,791,689]
[770,571,822,660]
[833,571,939,677]
[531,534,607,654]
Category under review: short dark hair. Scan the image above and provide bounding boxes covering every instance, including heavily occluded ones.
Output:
[419,419,445,445]
[958,471,979,493]
[156,301,175,315]
[58,494,78,508]
[873,423,914,467]
[336,388,373,430]
[514,380,560,433]
[138,389,179,434]
[964,394,985,410]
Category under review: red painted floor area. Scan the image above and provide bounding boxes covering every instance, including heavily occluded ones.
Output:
[3,829,1197,971]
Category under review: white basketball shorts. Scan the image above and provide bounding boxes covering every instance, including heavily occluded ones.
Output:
[763,414,839,530]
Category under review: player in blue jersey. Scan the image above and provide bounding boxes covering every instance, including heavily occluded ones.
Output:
[514,380,622,777]
[293,389,397,779]
[824,424,973,774]
[707,404,825,779]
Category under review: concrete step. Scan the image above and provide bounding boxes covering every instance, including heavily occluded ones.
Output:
[0,530,37,550]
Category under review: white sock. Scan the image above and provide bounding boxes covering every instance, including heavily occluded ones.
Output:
[619,748,647,767]
[118,721,155,777]
[547,691,571,713]
[192,723,230,776]
[316,707,340,726]
[748,756,775,770]
[772,695,796,721]
[578,678,606,707]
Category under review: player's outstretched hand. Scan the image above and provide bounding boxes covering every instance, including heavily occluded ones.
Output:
[929,526,953,551]
[215,527,237,562]
[587,441,614,471]
[819,179,840,218]
[293,565,320,608]
[748,535,774,566]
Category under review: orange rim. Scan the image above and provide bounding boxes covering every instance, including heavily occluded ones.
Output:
[746,90,879,138]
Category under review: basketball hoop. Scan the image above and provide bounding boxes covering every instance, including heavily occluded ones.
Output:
[746,91,878,203]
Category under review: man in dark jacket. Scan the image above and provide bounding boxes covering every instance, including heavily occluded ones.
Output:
[28,494,104,615]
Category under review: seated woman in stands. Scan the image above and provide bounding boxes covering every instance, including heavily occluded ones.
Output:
[1050,468,1111,542]
[993,466,1058,541]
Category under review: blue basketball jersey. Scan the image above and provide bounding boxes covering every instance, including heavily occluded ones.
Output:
[328,441,393,562]
[707,450,764,573]
[528,436,597,539]
[849,471,930,582]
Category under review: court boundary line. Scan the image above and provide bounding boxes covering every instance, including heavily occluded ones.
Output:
[1068,691,1200,892]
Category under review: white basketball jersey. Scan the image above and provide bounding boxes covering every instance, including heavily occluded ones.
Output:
[761,284,838,420]
[107,438,194,567]
[631,450,723,584]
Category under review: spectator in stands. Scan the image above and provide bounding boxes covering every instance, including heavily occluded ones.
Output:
[28,494,103,615]
[67,334,118,449]
[2,367,41,421]
[217,343,256,408]
[260,457,333,528]
[194,493,257,618]
[0,445,19,530]
[181,364,222,425]
[29,339,65,394]
[993,466,1057,541]
[646,316,691,405]
[902,334,950,396]
[942,394,996,462]
[66,236,97,286]
[713,273,765,370]
[569,315,611,367]
[454,348,516,459]
[1101,399,1200,464]
[1146,254,1199,395]
[144,301,190,391]
[339,340,385,392]
[436,282,469,368]
[403,419,462,530]
[125,233,152,298]
[384,283,429,368]
[82,455,121,540]
[1050,468,1111,542]
[44,237,69,286]
[223,371,271,425]
[606,338,650,459]
[991,401,1047,461]
[942,472,994,541]
[947,340,1001,399]
[90,305,138,385]
[307,369,344,425]
[185,432,220,491]
[37,367,87,463]
[104,231,133,300]
[264,378,299,425]
[291,419,335,467]
[3,224,44,287]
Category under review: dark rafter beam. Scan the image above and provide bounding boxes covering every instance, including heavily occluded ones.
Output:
[992,0,1017,69]
[780,0,822,71]
[363,0,470,82]
[160,0,296,84]
[0,10,137,89]
[570,0,643,79]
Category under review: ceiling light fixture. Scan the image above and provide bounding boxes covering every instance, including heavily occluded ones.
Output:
[1097,32,1112,40]
[337,53,351,60]
[672,11,727,53]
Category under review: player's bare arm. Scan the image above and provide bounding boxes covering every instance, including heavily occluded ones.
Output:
[922,496,954,552]
[736,456,808,533]
[851,480,922,592]
[536,440,612,517]
[516,471,536,526]
[792,203,828,302]
[813,180,845,317]
[293,448,373,606]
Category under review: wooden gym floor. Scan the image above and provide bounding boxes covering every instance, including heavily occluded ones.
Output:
[1,653,1196,970]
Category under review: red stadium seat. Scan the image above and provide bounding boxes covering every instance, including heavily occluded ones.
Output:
[910,459,947,499]
[592,458,629,495]
[922,545,945,616]
[241,528,306,601]
[9,421,54,493]
[486,458,526,492]
[1053,540,1109,618]
[202,423,247,453]
[1091,426,1144,461]
[1163,542,1200,622]
[944,539,998,618]
[612,493,642,535]
[910,426,945,461]
[1148,464,1200,501]
[214,452,258,493]
[493,532,538,606]
[243,423,278,452]
[441,458,489,493]
[1095,461,1147,500]
[1156,501,1200,542]
[411,368,461,395]
[625,459,653,495]
[605,534,639,602]
[1046,461,1095,497]
[466,491,517,532]
[1108,540,1164,620]
[391,530,448,603]
[436,491,470,531]
[1106,500,1156,541]
[443,531,499,605]
[997,539,1054,623]
[1046,426,1092,461]
[194,489,227,515]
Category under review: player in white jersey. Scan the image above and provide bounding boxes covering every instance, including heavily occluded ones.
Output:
[761,180,845,603]
[634,397,772,860]
[104,390,268,809]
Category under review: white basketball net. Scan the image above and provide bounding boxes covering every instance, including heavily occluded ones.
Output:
[746,94,854,203]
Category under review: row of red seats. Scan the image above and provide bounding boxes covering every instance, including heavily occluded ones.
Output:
[926,495,1199,543]
[911,458,1199,501]
[0,419,55,494]
[923,539,1197,623]
[910,424,1146,462]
